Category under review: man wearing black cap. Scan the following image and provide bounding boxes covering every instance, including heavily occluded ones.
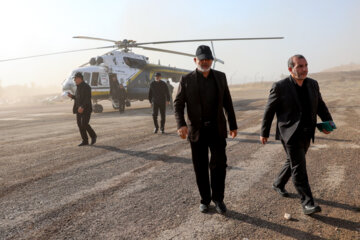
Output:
[148,72,170,133]
[174,45,238,214]
[67,72,97,146]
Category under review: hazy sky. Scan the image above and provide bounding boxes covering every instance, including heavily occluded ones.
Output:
[0,0,359,87]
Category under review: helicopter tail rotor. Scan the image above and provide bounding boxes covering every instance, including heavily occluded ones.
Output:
[211,41,216,69]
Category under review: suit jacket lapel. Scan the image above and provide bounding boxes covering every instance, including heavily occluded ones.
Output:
[191,70,201,106]
[287,76,302,111]
[305,78,315,115]
[193,70,199,94]
[212,70,222,102]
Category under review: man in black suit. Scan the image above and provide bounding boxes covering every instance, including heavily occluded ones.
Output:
[148,72,170,134]
[68,72,97,146]
[260,55,333,215]
[174,45,238,214]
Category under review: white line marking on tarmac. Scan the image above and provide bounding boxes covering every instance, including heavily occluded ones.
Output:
[26,113,67,117]
[0,118,35,121]
[0,111,15,114]
[310,144,329,151]
[324,165,345,190]
[337,143,360,149]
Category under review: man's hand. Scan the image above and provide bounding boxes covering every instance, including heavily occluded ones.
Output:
[67,93,73,98]
[322,129,331,134]
[230,130,237,138]
[260,136,268,145]
[178,126,188,139]
[166,101,170,105]
[78,107,84,114]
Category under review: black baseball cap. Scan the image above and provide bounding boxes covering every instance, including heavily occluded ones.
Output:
[73,72,83,79]
[155,72,161,77]
[196,45,214,60]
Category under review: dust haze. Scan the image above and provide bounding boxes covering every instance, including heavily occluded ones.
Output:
[0,84,61,105]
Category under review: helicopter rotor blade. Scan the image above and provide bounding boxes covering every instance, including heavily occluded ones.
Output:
[135,37,284,46]
[0,36,283,63]
[136,46,195,57]
[0,45,116,63]
[73,36,119,43]
[137,46,224,64]
[79,62,89,67]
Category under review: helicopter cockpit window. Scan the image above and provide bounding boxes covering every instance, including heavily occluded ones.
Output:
[123,57,146,68]
[83,72,91,84]
[91,72,99,86]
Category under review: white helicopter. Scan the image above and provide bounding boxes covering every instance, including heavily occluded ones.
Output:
[0,36,283,113]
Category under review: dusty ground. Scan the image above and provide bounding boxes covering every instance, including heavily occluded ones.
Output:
[0,71,359,240]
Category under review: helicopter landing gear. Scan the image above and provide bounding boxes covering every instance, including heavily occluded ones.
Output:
[93,104,103,113]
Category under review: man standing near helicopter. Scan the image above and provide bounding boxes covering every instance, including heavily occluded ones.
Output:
[148,72,170,134]
[110,74,127,113]
[68,72,97,146]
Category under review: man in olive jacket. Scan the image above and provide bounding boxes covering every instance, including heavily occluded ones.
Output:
[68,72,97,146]
[174,45,237,214]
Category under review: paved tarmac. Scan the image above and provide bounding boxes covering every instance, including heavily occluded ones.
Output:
[0,71,359,239]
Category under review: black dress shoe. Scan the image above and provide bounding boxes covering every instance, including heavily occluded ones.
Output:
[303,204,322,215]
[161,129,165,134]
[214,201,227,214]
[78,142,89,146]
[91,137,97,145]
[199,204,209,213]
[153,128,158,134]
[272,184,289,197]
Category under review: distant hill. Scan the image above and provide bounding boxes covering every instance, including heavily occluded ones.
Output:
[322,63,360,72]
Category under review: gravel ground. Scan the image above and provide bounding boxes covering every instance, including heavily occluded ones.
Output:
[0,71,359,240]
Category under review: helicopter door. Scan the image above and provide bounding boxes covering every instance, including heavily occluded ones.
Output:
[90,72,100,87]
[109,74,118,90]
[109,74,120,99]
[83,72,91,84]
[100,72,108,86]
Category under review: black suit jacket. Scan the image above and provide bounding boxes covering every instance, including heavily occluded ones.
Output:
[148,80,170,105]
[174,69,238,142]
[261,76,333,143]
[72,81,93,114]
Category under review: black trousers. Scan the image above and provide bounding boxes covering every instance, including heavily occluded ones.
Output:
[190,127,227,205]
[152,103,166,129]
[274,133,314,206]
[76,113,96,143]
